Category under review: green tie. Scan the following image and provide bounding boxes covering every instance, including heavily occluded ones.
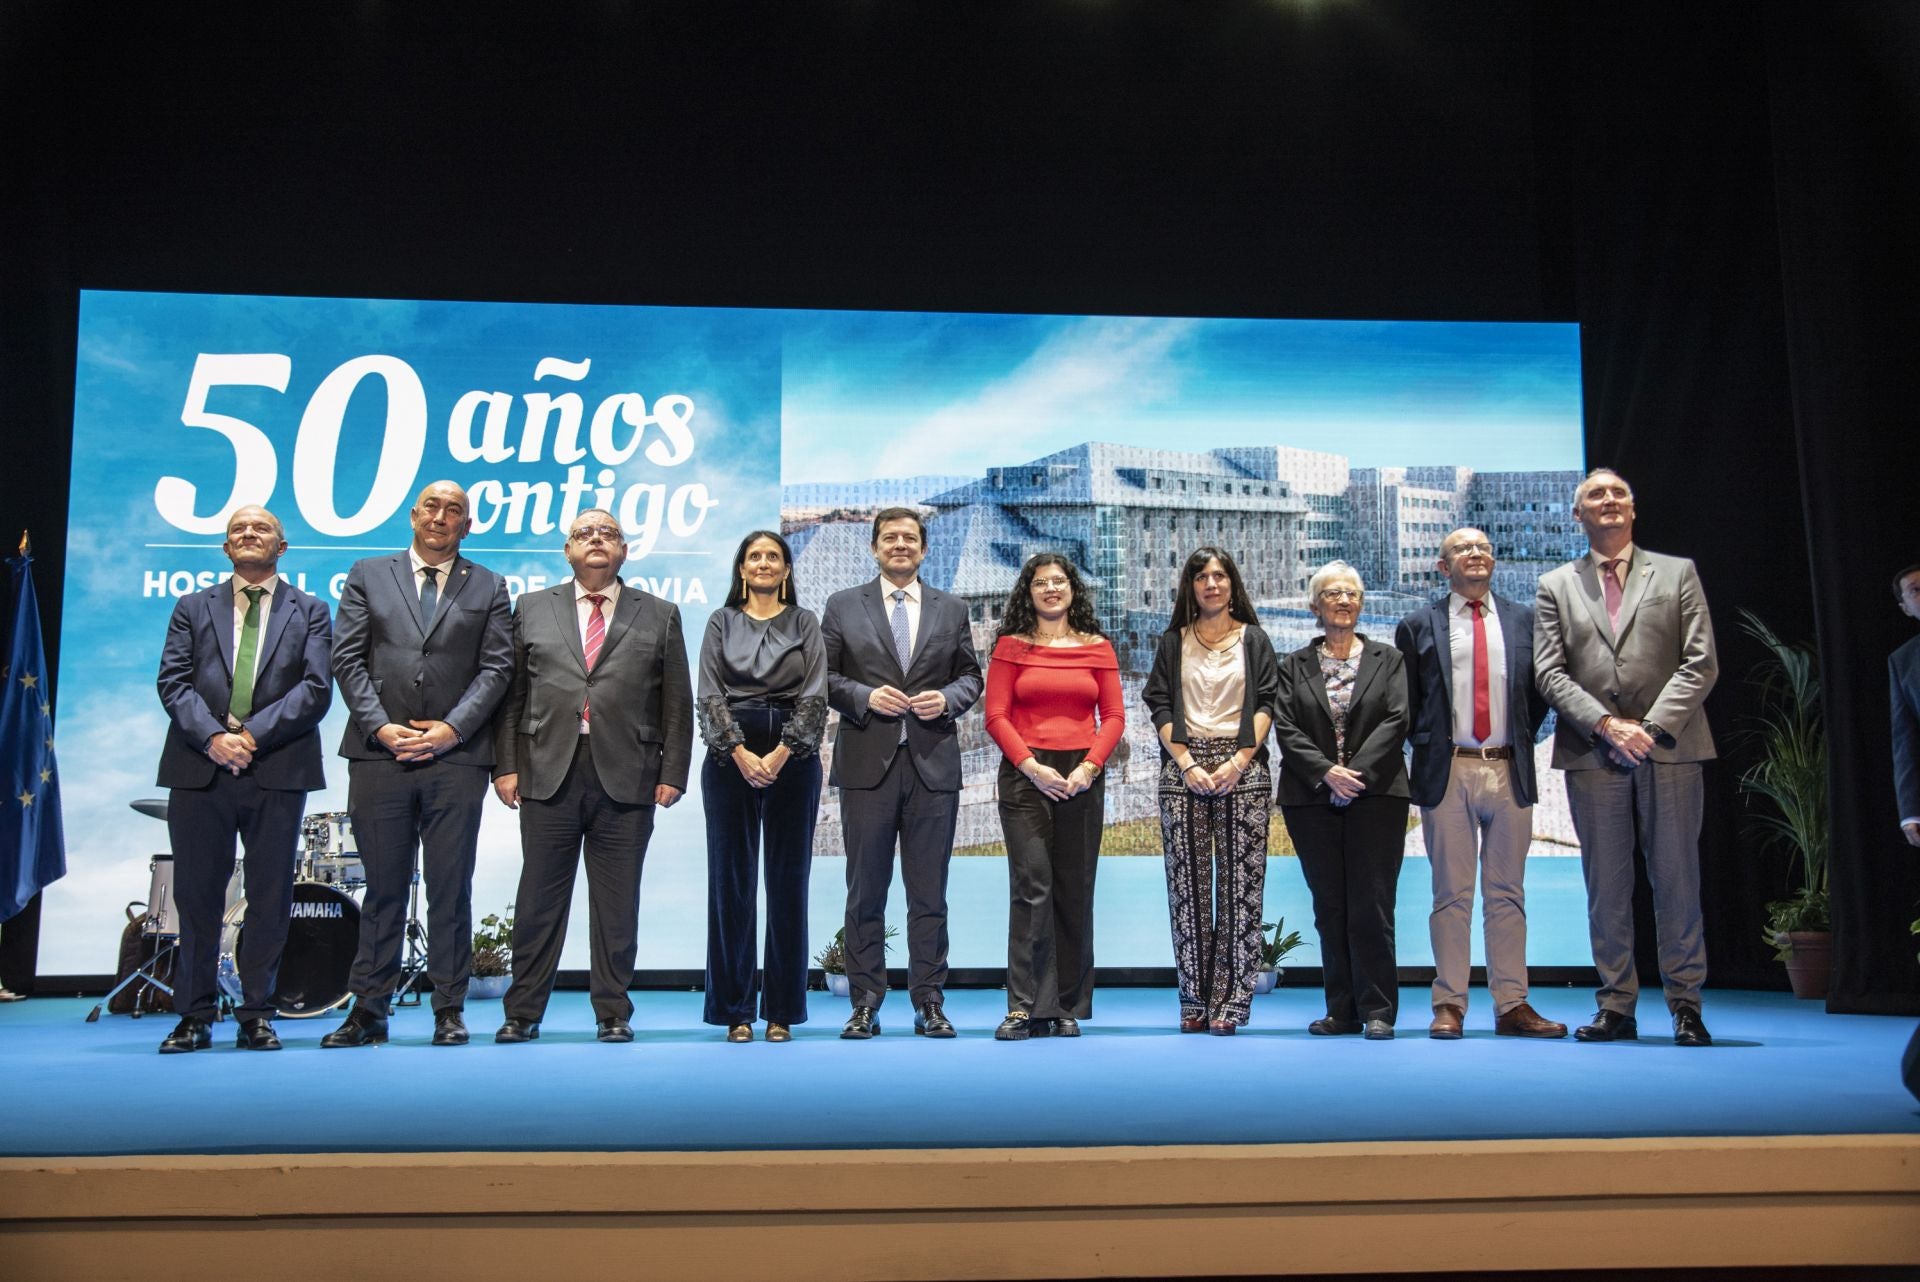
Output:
[230,586,266,724]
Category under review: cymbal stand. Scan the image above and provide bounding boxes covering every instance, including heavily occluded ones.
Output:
[85,932,177,1023]
[391,845,429,1008]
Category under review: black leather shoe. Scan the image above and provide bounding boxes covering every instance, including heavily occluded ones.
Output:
[1308,1016,1362,1036]
[432,1010,468,1046]
[159,1016,211,1054]
[494,1018,540,1044]
[913,1001,955,1038]
[840,1006,880,1039]
[596,1019,634,1043]
[1363,1019,1395,1041]
[320,1007,389,1049]
[235,1017,282,1051]
[1575,1009,1639,1042]
[1051,1016,1081,1038]
[1672,1004,1712,1047]
[994,1012,1033,1041]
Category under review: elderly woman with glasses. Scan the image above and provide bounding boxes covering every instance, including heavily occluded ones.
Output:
[1274,560,1411,1040]
[1142,547,1280,1035]
[983,553,1124,1040]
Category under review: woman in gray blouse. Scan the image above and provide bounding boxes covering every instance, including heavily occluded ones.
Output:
[696,530,827,1042]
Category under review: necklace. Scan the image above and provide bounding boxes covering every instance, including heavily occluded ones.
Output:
[1193,619,1240,651]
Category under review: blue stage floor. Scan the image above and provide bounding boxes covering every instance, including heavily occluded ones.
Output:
[4,987,1916,1158]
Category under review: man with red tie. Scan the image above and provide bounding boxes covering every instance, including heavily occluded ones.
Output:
[1396,529,1562,1039]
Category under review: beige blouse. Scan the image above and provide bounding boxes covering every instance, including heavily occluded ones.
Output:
[1180,626,1247,738]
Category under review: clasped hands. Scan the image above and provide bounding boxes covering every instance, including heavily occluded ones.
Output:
[1182,753,1256,797]
[378,719,461,763]
[867,685,947,722]
[732,742,792,789]
[206,728,258,775]
[1597,715,1657,769]
[1322,763,1366,803]
[1021,758,1098,801]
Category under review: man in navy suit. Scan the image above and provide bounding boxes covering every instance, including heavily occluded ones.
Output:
[1395,529,1562,1039]
[154,505,332,1053]
[320,480,512,1049]
[1892,563,1920,850]
[821,507,982,1039]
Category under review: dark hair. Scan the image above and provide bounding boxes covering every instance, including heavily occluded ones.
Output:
[870,506,927,546]
[996,553,1103,641]
[1167,546,1259,632]
[1896,564,1920,600]
[724,529,798,608]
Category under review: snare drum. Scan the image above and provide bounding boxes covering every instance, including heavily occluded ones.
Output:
[218,881,361,1018]
[300,811,365,887]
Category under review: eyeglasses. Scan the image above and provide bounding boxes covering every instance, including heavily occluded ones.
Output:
[1319,588,1361,602]
[570,524,624,545]
[1447,541,1495,557]
[1032,577,1071,590]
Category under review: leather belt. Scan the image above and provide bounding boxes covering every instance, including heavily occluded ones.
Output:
[1453,745,1513,760]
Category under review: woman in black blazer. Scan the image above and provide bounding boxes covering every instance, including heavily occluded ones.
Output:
[1274,560,1411,1040]
[1143,547,1281,1035]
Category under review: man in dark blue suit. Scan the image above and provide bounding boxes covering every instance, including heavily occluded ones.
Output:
[821,507,982,1039]
[1394,528,1562,1039]
[320,481,512,1049]
[154,505,332,1053]
[1892,562,1920,849]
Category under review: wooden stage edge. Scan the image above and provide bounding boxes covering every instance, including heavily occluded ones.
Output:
[5,1134,1920,1280]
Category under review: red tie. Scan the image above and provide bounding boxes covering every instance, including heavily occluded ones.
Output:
[1602,558,1624,629]
[582,593,607,725]
[1469,599,1491,744]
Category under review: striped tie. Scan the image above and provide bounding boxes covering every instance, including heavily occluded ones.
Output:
[582,593,607,727]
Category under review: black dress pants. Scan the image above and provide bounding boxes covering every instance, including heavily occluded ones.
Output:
[841,751,958,1009]
[998,748,1103,1019]
[1283,794,1410,1026]
[702,705,820,1026]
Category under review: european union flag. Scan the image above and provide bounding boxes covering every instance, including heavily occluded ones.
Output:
[2,535,65,921]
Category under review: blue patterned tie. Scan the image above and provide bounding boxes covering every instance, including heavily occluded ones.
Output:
[890,589,911,744]
[419,565,440,627]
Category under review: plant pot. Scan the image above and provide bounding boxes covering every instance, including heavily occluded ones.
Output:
[824,973,850,998]
[468,974,510,1001]
[1253,967,1281,994]
[1782,931,1833,1000]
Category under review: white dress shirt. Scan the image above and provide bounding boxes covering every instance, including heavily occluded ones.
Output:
[228,574,276,682]
[1446,590,1509,748]
[408,546,456,607]
[877,576,922,662]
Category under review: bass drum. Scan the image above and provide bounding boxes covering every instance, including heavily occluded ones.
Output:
[218,881,360,1018]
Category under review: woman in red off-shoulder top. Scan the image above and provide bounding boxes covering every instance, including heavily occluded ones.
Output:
[983,553,1124,1041]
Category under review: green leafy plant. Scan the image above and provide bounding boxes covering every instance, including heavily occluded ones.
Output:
[812,924,897,974]
[1734,610,1828,961]
[1260,917,1310,969]
[472,905,514,978]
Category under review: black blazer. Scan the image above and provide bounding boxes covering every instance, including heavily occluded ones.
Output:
[1272,634,1410,807]
[1393,592,1548,809]
[492,581,693,805]
[332,550,513,768]
[1893,632,1920,825]
[1141,624,1281,762]
[821,579,982,791]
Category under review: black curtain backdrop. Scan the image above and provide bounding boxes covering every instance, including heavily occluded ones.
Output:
[2,1,1914,1009]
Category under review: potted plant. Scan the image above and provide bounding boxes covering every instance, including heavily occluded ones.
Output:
[814,925,896,998]
[469,904,514,1001]
[1735,610,1831,999]
[1254,917,1310,994]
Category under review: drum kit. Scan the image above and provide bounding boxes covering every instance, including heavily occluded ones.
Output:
[88,799,433,1022]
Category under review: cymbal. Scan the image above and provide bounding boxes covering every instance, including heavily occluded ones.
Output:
[130,798,170,822]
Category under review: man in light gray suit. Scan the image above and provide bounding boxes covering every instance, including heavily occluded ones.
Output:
[1535,468,1719,1046]
[490,508,692,1044]
[322,480,512,1049]
[821,507,982,1040]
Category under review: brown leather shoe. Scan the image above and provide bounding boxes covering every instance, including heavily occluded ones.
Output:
[1495,1001,1568,1039]
[1428,1004,1464,1039]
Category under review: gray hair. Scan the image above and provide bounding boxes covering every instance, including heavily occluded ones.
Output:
[1572,467,1633,512]
[1307,559,1365,602]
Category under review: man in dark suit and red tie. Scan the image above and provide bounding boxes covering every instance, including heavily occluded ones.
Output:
[1535,468,1719,1047]
[154,505,332,1053]
[489,508,692,1044]
[1395,528,1563,1040]
[821,508,983,1040]
[320,480,512,1049]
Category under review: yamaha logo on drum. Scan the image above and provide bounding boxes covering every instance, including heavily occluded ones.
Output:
[290,900,345,919]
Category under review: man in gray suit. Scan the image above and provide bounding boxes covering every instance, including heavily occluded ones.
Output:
[821,507,982,1039]
[490,508,692,1044]
[321,480,512,1049]
[1535,468,1719,1046]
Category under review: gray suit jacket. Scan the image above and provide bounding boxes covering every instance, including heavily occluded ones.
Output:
[492,580,693,805]
[821,579,982,792]
[1534,547,1719,770]
[332,550,513,768]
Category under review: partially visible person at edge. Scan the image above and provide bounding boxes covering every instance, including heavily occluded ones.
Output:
[982,553,1124,1041]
